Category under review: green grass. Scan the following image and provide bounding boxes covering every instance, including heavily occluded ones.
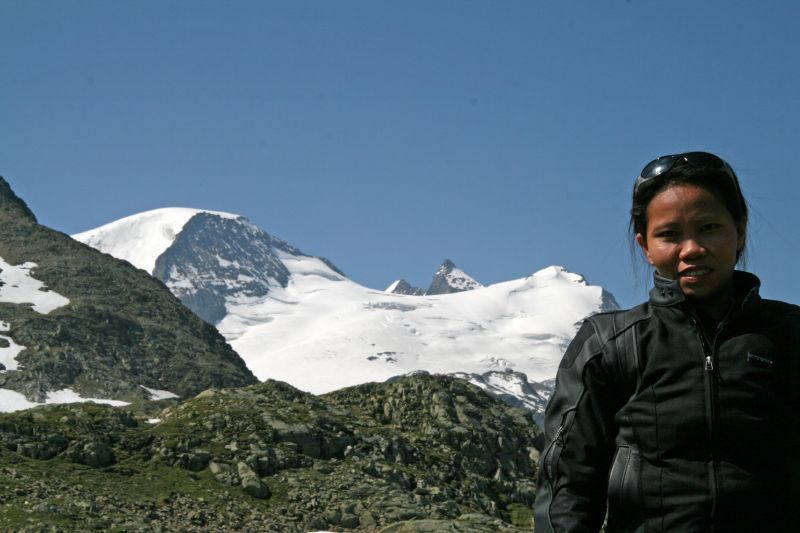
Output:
[507,502,533,528]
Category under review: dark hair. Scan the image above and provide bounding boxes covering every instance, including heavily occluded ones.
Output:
[629,162,749,263]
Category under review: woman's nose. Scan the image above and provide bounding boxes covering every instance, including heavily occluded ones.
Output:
[679,238,706,259]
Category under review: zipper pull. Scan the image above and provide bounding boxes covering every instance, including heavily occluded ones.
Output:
[554,423,565,443]
[705,355,714,371]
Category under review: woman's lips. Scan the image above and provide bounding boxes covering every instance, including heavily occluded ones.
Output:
[680,267,712,281]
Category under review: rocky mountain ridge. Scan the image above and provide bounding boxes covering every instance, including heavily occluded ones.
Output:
[0,177,256,408]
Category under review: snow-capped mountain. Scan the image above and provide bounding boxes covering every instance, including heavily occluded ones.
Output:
[426,259,482,294]
[74,208,619,415]
[74,208,342,325]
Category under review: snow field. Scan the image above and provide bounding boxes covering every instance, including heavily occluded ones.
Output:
[219,254,605,394]
[0,388,130,413]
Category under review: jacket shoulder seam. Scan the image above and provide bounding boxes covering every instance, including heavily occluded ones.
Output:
[586,306,653,352]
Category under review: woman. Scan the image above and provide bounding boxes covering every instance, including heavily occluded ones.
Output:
[534,152,800,532]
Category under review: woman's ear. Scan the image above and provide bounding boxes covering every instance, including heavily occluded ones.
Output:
[636,233,655,266]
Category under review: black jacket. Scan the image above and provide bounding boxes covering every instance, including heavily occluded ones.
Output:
[535,272,800,532]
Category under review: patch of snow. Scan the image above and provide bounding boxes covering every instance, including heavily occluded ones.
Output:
[146,418,162,424]
[0,389,41,412]
[140,385,180,400]
[45,389,130,406]
[0,258,70,314]
[0,388,130,413]
[0,321,25,372]
[445,267,482,291]
[216,256,240,269]
[72,208,239,274]
[384,280,401,293]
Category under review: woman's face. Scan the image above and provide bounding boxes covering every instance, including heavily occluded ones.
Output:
[636,183,746,302]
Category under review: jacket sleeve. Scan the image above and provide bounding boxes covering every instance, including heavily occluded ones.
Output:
[534,321,625,533]
[786,308,800,527]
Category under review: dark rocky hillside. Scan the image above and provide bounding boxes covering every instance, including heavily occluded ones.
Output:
[0,177,256,403]
[0,374,540,532]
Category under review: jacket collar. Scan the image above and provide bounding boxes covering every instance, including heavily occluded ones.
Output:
[649,270,762,315]
[650,273,686,306]
[732,270,762,317]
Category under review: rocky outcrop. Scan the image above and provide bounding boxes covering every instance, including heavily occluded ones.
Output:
[0,374,540,531]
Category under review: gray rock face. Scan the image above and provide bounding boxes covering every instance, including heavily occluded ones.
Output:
[238,461,270,499]
[386,280,426,296]
[426,260,482,295]
[152,213,344,324]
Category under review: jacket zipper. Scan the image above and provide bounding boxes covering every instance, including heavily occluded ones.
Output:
[690,313,721,529]
[543,420,567,488]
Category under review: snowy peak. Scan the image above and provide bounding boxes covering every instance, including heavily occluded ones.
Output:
[73,207,240,274]
[385,279,425,296]
[426,259,482,295]
[74,208,345,324]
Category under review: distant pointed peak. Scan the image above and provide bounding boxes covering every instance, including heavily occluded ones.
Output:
[385,279,425,296]
[437,259,457,272]
[427,259,482,295]
[0,177,37,222]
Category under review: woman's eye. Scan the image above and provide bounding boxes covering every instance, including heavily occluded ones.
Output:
[701,223,721,231]
[655,230,677,238]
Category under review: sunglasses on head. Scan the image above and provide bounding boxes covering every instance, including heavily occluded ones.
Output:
[634,151,743,201]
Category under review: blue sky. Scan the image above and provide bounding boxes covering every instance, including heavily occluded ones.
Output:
[2,1,799,308]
